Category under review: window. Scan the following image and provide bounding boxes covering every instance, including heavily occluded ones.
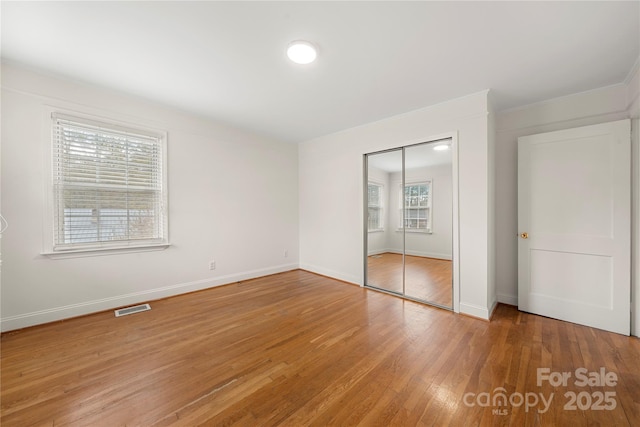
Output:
[400,182,432,232]
[368,182,383,231]
[51,113,168,252]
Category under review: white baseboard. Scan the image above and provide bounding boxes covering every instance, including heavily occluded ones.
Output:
[0,263,299,332]
[459,302,491,320]
[298,263,361,286]
[489,299,499,319]
[404,250,452,260]
[367,249,388,256]
[367,249,452,260]
[497,292,518,306]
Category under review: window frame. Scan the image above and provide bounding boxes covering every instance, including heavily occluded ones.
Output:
[367,181,384,232]
[42,108,169,257]
[398,181,432,233]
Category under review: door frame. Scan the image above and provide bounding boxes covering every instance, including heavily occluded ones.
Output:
[363,132,460,313]
[517,119,631,335]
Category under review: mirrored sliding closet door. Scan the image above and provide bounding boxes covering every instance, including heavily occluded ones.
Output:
[364,139,454,309]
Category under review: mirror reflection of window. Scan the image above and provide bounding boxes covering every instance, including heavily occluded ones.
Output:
[367,182,383,231]
[365,139,453,310]
[401,182,432,232]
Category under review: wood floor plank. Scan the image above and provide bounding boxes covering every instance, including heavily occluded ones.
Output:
[367,253,453,307]
[2,270,639,426]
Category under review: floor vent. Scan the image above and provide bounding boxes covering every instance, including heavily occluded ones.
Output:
[115,303,151,317]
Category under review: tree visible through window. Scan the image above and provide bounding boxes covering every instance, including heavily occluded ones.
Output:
[402,182,431,232]
[52,113,167,251]
[368,182,383,231]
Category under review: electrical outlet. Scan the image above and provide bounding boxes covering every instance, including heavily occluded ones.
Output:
[209,260,216,270]
[284,249,288,258]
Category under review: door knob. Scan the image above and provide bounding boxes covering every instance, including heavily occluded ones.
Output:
[520,232,529,239]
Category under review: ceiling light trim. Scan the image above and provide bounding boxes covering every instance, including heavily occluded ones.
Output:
[286,40,317,65]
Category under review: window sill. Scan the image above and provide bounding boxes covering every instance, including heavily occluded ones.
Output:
[368,229,385,233]
[396,229,432,234]
[41,243,171,259]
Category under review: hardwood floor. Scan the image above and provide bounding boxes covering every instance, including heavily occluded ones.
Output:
[367,253,452,307]
[2,269,639,426]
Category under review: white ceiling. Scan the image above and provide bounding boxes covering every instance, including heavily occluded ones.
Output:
[2,1,639,143]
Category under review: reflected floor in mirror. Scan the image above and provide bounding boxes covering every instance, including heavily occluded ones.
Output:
[367,253,452,307]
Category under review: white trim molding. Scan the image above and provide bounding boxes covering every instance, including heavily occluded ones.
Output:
[497,292,518,307]
[299,263,361,286]
[0,263,299,332]
[459,302,492,320]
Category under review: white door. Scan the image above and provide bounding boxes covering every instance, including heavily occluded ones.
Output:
[518,120,630,335]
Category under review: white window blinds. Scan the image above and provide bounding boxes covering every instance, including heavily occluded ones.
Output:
[52,113,167,251]
[368,183,383,231]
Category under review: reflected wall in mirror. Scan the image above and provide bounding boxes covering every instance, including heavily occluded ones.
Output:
[403,142,453,307]
[366,149,404,295]
[365,139,453,309]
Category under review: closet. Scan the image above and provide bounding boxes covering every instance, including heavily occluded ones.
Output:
[364,139,455,309]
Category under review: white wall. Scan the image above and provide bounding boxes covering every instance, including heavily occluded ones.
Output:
[495,61,640,337]
[299,91,493,319]
[0,63,299,331]
[487,95,496,313]
[632,116,639,337]
[5,59,635,335]
[629,61,640,337]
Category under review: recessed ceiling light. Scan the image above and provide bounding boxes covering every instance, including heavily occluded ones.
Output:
[287,40,317,65]
[433,144,450,151]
